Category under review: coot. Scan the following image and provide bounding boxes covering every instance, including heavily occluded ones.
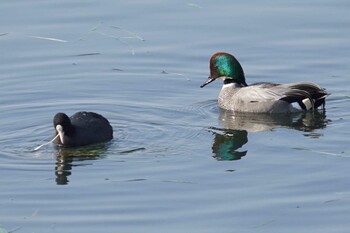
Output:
[53,111,113,147]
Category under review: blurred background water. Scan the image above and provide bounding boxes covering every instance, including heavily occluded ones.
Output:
[1,0,350,232]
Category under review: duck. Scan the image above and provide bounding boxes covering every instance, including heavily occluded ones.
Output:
[200,52,328,113]
[53,111,113,147]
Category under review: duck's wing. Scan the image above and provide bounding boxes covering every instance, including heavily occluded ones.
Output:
[239,82,327,110]
[282,82,327,109]
[237,83,286,102]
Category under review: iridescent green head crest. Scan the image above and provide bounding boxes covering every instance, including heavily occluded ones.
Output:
[200,52,247,88]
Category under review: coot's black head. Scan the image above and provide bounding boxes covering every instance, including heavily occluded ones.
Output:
[53,113,71,129]
[53,113,75,144]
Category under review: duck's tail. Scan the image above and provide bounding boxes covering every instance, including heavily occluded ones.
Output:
[280,82,328,110]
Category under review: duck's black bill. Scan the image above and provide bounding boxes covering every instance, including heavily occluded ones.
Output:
[200,77,215,88]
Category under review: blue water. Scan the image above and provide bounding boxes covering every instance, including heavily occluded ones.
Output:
[1,1,350,232]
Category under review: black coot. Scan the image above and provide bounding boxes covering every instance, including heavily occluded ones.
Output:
[53,112,113,147]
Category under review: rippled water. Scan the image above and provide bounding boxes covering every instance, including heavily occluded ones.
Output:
[1,1,350,232]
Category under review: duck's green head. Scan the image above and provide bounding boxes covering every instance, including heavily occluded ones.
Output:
[200,52,247,88]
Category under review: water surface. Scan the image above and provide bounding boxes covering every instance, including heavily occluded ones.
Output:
[1,1,350,232]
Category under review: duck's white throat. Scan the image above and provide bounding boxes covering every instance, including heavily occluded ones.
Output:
[222,82,241,89]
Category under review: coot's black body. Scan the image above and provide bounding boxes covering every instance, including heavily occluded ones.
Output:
[53,112,113,147]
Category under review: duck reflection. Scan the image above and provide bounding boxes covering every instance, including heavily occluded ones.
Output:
[211,129,248,160]
[54,144,109,185]
[210,108,330,161]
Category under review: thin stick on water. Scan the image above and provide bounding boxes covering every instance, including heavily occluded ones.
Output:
[73,21,103,41]
[33,134,59,151]
[187,3,203,8]
[71,23,140,54]
[28,35,68,43]
[94,31,136,55]
[161,70,190,81]
[110,26,145,41]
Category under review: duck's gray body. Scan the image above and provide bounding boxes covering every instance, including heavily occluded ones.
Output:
[218,81,327,113]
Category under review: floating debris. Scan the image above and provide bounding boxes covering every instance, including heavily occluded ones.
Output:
[0,225,22,233]
[74,53,101,57]
[0,225,7,233]
[110,25,145,41]
[93,31,136,55]
[72,23,143,55]
[187,3,202,8]
[161,70,190,81]
[29,35,67,43]
[119,147,146,154]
